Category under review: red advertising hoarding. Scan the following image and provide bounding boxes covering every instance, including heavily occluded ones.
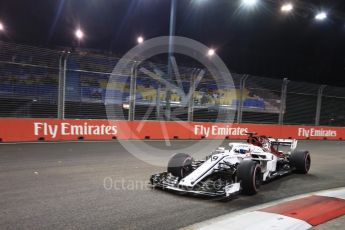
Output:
[0,119,343,142]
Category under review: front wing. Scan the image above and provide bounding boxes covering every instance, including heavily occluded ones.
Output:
[150,172,241,197]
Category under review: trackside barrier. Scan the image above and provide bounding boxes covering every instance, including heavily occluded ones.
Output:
[0,119,344,142]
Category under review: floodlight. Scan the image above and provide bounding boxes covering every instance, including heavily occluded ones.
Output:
[137,36,144,44]
[315,12,327,21]
[281,3,293,13]
[242,0,258,7]
[208,49,215,56]
[75,29,84,40]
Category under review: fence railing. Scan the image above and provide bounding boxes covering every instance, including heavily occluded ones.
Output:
[0,41,344,126]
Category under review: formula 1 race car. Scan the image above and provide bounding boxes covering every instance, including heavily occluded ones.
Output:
[150,132,311,198]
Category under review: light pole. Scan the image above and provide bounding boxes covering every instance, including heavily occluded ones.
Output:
[165,0,177,121]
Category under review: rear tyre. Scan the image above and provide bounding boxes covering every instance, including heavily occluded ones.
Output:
[237,160,261,195]
[290,150,311,174]
[167,153,193,179]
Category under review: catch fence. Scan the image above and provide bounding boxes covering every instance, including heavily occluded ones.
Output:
[0,41,343,127]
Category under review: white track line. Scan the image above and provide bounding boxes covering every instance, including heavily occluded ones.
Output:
[0,139,342,145]
[0,139,203,145]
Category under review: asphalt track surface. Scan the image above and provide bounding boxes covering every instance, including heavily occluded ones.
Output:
[1,140,345,230]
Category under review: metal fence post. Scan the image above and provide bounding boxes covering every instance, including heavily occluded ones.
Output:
[315,85,326,126]
[156,83,161,120]
[58,53,68,120]
[237,75,248,124]
[128,62,138,121]
[165,88,172,121]
[187,68,197,122]
[278,78,288,125]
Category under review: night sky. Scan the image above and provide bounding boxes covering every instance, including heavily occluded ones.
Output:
[1,0,345,86]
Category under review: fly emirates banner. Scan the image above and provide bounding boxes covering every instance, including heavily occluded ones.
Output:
[0,119,343,142]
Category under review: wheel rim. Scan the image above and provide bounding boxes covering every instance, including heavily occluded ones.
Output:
[180,165,190,178]
[253,166,261,190]
[180,157,192,178]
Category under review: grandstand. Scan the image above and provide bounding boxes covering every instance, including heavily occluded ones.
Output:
[1,41,344,126]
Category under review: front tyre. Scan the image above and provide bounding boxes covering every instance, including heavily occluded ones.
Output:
[167,153,193,179]
[237,160,262,195]
[290,150,311,174]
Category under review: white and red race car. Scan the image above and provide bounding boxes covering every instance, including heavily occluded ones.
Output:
[150,132,311,197]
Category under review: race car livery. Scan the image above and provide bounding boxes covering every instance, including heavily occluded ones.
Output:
[150,132,311,197]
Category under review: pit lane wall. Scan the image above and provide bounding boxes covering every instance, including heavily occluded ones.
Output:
[0,119,344,142]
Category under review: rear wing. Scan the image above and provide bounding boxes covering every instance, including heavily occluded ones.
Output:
[268,138,298,151]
